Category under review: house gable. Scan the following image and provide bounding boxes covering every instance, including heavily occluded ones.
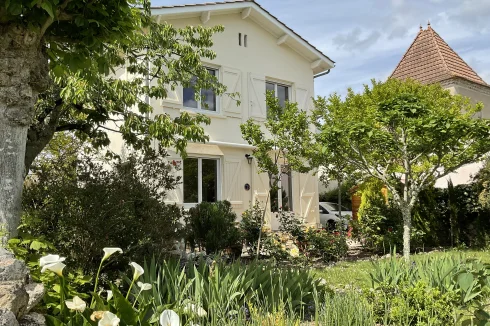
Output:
[151,0,334,75]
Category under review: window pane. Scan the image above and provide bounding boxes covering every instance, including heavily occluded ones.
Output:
[281,171,293,211]
[183,76,198,108]
[266,82,275,95]
[277,85,289,108]
[201,159,218,202]
[201,69,217,111]
[183,158,199,203]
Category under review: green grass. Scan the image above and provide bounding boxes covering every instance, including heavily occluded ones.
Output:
[315,249,490,290]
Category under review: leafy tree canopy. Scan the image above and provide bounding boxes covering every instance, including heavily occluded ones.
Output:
[313,78,490,259]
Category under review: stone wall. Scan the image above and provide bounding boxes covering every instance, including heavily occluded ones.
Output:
[0,248,45,326]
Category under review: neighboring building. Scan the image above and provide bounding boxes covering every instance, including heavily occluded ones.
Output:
[144,0,334,229]
[391,23,490,187]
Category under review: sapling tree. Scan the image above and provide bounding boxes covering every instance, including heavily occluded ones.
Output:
[313,79,490,260]
[241,92,312,256]
[0,0,230,238]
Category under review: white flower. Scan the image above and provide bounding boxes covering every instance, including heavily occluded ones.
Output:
[183,303,207,317]
[98,311,120,326]
[107,290,113,301]
[41,261,66,276]
[129,262,144,280]
[65,296,86,312]
[289,245,300,258]
[40,254,65,267]
[102,248,123,261]
[160,310,180,326]
[137,282,152,291]
[318,278,328,286]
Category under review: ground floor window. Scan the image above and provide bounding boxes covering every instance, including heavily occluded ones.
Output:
[183,157,219,204]
[270,167,293,212]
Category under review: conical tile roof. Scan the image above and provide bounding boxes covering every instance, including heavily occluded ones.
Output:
[391,24,487,86]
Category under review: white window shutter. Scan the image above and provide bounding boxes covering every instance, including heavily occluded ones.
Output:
[164,157,184,205]
[248,73,267,120]
[224,158,243,208]
[221,67,242,117]
[298,171,319,227]
[252,160,271,225]
[160,84,183,107]
[295,86,311,112]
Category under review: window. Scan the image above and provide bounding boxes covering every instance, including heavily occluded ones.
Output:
[183,157,219,204]
[266,81,289,108]
[183,68,218,112]
[270,167,293,212]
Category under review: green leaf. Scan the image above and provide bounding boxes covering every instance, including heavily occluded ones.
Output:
[457,273,474,292]
[45,315,64,326]
[41,1,54,18]
[109,284,138,325]
[7,1,23,15]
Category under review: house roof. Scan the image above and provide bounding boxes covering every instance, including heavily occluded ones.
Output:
[390,24,487,87]
[151,0,335,74]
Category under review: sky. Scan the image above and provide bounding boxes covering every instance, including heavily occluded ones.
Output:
[152,0,490,98]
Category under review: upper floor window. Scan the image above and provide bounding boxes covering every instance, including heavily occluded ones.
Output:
[183,68,218,112]
[266,81,290,108]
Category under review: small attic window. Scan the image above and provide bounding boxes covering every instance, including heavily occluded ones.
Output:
[244,35,248,47]
[239,33,242,46]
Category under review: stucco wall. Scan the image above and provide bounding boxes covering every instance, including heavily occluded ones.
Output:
[150,13,320,227]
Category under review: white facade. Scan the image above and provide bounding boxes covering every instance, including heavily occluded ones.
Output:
[145,1,334,229]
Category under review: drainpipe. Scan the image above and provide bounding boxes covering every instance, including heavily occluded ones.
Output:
[313,69,331,79]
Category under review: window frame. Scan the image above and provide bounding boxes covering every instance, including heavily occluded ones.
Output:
[265,80,292,109]
[183,156,221,208]
[183,67,220,113]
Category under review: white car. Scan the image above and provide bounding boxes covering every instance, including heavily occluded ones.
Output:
[319,202,352,230]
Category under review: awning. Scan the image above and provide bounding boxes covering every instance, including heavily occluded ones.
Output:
[186,143,224,156]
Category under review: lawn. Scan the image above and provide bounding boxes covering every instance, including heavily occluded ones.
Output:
[315,249,490,290]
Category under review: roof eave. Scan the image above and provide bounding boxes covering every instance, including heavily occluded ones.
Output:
[151,1,335,73]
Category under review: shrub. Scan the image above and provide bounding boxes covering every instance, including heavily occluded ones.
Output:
[184,200,241,255]
[304,228,348,262]
[21,134,182,275]
[366,281,459,325]
[240,202,263,254]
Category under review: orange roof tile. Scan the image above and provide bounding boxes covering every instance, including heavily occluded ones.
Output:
[391,24,487,86]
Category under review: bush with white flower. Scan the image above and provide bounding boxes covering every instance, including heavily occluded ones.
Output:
[40,247,183,326]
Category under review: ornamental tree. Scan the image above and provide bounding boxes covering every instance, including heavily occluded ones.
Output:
[241,92,312,256]
[313,79,490,260]
[0,0,228,238]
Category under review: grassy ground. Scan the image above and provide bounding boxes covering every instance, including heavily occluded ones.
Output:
[315,249,490,289]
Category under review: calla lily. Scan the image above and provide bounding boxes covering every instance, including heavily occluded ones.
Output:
[41,261,66,276]
[107,290,113,301]
[137,282,152,291]
[65,296,86,312]
[40,254,65,267]
[159,310,180,326]
[183,303,207,317]
[102,248,123,262]
[129,262,144,280]
[98,311,120,326]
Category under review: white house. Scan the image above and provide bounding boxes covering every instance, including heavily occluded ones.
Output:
[144,0,335,229]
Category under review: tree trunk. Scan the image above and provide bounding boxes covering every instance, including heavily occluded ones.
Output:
[401,205,412,261]
[0,24,48,240]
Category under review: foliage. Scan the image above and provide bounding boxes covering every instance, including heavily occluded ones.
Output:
[304,228,348,263]
[8,234,92,315]
[241,92,313,255]
[184,201,241,255]
[21,134,182,275]
[313,78,490,259]
[317,292,377,326]
[278,210,306,241]
[136,258,329,321]
[368,252,490,323]
[240,203,263,254]
[367,281,459,325]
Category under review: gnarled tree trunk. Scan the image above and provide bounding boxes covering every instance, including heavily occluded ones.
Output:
[0,24,48,240]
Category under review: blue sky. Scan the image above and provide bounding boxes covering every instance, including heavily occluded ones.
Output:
[152,0,490,98]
